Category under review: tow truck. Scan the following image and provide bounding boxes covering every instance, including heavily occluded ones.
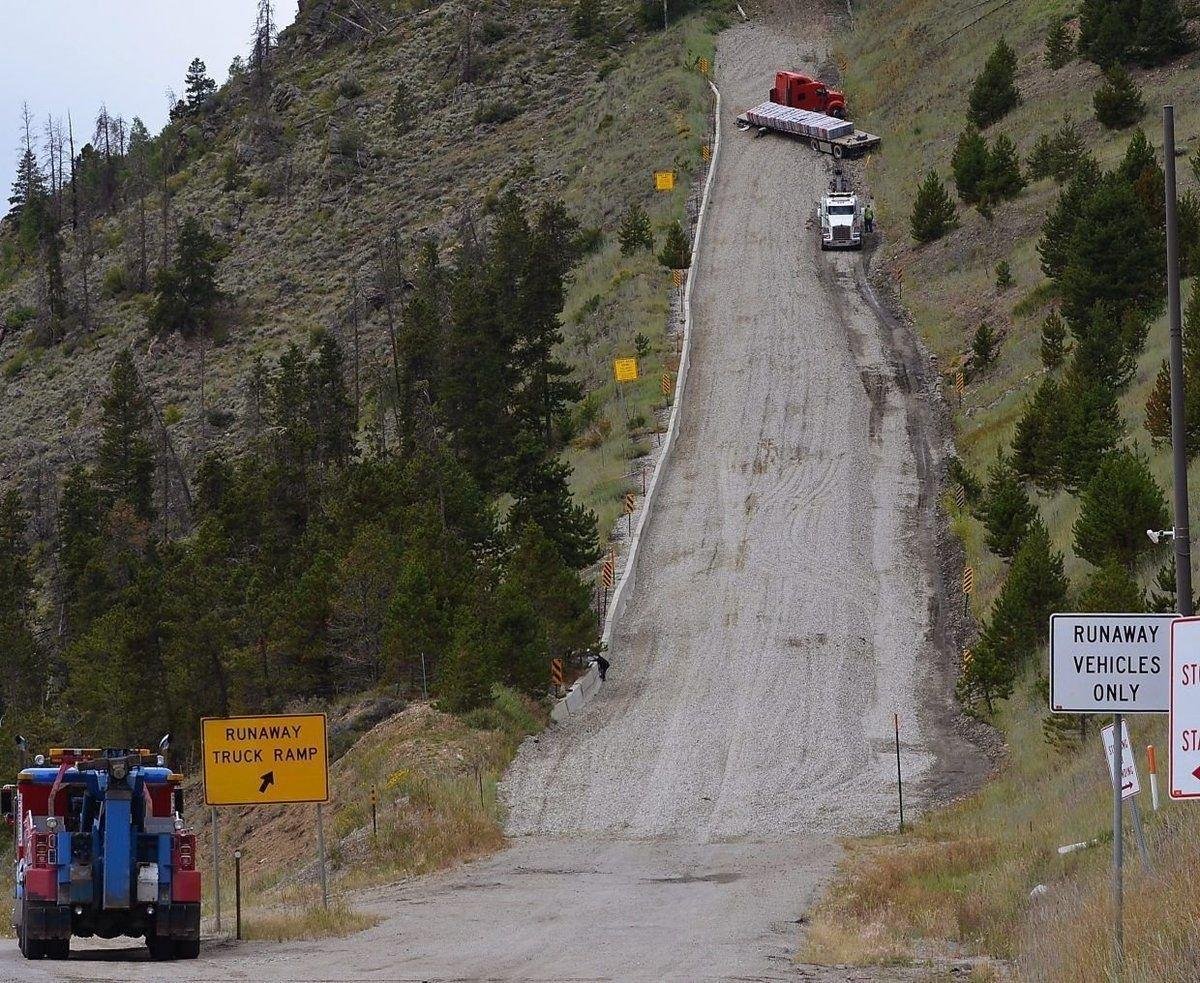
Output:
[819,169,865,250]
[3,738,201,960]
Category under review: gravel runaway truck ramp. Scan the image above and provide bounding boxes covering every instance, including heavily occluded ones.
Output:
[4,7,986,982]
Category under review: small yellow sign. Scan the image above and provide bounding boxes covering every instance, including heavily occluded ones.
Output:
[614,357,639,383]
[697,57,711,76]
[654,170,675,192]
[201,713,329,807]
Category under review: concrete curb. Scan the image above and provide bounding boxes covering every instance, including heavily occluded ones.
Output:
[552,78,724,724]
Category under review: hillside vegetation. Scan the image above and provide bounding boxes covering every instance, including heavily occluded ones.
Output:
[806,0,1200,979]
[0,0,729,773]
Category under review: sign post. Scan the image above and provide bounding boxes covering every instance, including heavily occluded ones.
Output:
[1169,616,1200,799]
[1102,718,1150,872]
[894,713,903,834]
[1051,613,1173,980]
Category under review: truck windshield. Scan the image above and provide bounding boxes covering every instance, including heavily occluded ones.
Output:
[827,204,856,215]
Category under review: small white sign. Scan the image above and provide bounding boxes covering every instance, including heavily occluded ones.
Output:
[1049,614,1173,713]
[1102,719,1141,800]
[1170,617,1200,799]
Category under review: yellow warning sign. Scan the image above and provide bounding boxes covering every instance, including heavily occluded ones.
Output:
[697,57,711,76]
[201,713,329,806]
[654,170,675,192]
[614,357,639,383]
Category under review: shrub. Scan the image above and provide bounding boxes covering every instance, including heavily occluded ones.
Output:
[657,220,692,269]
[968,39,1021,128]
[336,74,363,99]
[474,100,521,126]
[1094,65,1145,129]
[101,264,129,298]
[391,81,416,132]
[910,171,958,243]
[572,0,605,39]
[971,321,998,372]
[995,261,1014,291]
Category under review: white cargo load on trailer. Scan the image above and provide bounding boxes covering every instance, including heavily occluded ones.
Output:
[742,102,854,140]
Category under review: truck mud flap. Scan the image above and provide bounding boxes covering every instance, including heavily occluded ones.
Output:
[156,902,201,940]
[24,903,71,940]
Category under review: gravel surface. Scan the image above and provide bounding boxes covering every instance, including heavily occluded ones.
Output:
[1,6,988,980]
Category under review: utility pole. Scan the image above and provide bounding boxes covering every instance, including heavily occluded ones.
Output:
[1164,105,1194,618]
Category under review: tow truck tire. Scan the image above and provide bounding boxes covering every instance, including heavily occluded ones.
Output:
[45,939,69,960]
[19,925,45,960]
[175,939,201,959]
[147,934,175,960]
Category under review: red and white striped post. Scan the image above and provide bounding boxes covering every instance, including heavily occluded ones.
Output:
[1147,744,1160,812]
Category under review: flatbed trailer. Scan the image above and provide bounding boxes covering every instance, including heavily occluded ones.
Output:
[736,101,881,159]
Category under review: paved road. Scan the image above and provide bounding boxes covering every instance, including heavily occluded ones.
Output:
[3,5,985,981]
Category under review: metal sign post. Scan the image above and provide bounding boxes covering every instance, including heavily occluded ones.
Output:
[234,849,242,942]
[211,807,221,934]
[894,713,904,833]
[316,803,329,910]
[1112,713,1124,977]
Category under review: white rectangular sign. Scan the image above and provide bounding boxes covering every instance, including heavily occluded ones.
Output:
[1169,617,1200,799]
[1101,719,1141,800]
[1049,614,1173,713]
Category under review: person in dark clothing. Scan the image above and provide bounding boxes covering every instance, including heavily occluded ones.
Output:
[596,655,610,682]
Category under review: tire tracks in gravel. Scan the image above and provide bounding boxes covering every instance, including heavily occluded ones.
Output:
[7,5,989,981]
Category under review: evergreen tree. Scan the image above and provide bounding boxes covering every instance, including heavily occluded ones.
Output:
[1045,19,1074,69]
[978,451,1038,558]
[995,261,1014,290]
[1094,65,1145,129]
[1040,309,1067,369]
[1047,119,1090,182]
[571,0,605,38]
[507,434,601,570]
[1144,359,1174,446]
[1012,376,1064,491]
[307,331,355,467]
[150,215,223,337]
[657,220,691,269]
[971,321,998,372]
[1073,446,1169,567]
[1057,364,1126,492]
[184,58,217,110]
[618,202,653,255]
[1148,557,1199,613]
[968,39,1021,128]
[7,147,47,226]
[1071,302,1145,393]
[1059,173,1163,329]
[981,134,1026,202]
[951,126,989,204]
[1027,133,1056,182]
[910,171,958,243]
[1080,558,1147,611]
[1038,156,1102,280]
[1146,287,1200,452]
[1133,0,1193,66]
[1080,0,1135,65]
[0,491,42,734]
[96,349,156,520]
[57,465,106,631]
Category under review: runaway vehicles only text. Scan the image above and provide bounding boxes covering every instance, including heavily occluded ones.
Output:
[3,739,201,960]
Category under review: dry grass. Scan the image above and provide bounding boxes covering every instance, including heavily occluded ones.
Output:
[241,901,381,942]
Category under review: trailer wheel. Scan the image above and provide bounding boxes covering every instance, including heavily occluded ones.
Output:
[45,939,69,960]
[832,145,844,159]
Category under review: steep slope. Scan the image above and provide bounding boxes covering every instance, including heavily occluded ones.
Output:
[0,0,717,533]
[3,4,988,978]
[800,1,1200,978]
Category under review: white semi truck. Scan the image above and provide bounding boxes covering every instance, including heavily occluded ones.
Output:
[818,188,863,251]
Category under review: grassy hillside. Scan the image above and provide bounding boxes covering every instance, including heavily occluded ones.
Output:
[804,1,1200,980]
[0,0,725,545]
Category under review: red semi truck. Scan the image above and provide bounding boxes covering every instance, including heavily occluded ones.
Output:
[769,71,847,118]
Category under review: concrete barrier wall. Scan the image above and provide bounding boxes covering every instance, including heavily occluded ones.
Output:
[552,79,724,725]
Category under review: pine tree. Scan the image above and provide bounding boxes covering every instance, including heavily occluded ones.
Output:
[7,148,47,226]
[971,321,998,373]
[1073,446,1169,567]
[951,126,989,204]
[968,38,1021,128]
[307,331,355,467]
[1038,156,1102,280]
[1080,1,1135,65]
[1144,359,1174,446]
[1133,0,1193,66]
[1040,309,1067,369]
[150,215,223,337]
[506,523,596,669]
[184,58,217,110]
[1094,65,1145,129]
[1057,364,1126,492]
[995,261,1014,291]
[507,434,601,570]
[0,490,42,733]
[1048,119,1090,182]
[96,349,156,519]
[1080,559,1147,612]
[1148,557,1199,613]
[981,134,1026,202]
[657,220,692,269]
[1059,173,1163,329]
[618,202,653,255]
[1012,376,1064,491]
[1071,302,1144,393]
[1027,134,1055,181]
[910,171,958,243]
[571,0,605,38]
[978,451,1038,558]
[1045,19,1074,69]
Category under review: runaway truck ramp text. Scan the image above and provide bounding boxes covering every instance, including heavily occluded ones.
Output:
[201,713,329,806]
[1049,614,1173,714]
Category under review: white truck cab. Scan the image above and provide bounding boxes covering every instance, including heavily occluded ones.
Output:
[819,191,862,251]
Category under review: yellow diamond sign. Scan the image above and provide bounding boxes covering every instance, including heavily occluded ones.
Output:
[614,357,639,383]
[201,713,329,806]
[654,170,675,192]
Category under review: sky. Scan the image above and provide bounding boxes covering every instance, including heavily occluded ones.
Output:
[1,0,299,186]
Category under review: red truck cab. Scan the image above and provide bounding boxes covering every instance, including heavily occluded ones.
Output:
[769,71,847,118]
